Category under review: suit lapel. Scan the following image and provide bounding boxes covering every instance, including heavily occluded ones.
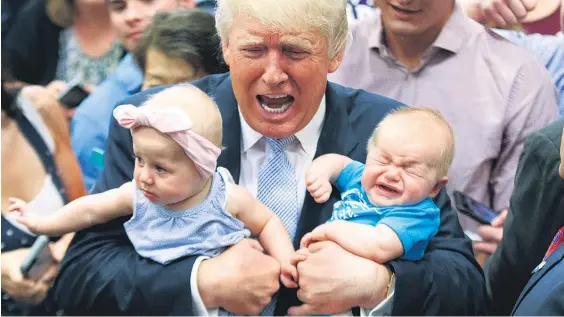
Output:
[512,244,564,314]
[276,83,360,316]
[214,77,242,183]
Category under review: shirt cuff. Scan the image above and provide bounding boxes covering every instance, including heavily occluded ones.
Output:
[360,274,396,316]
[190,256,219,316]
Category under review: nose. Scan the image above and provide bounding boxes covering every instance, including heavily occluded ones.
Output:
[261,52,289,87]
[138,166,154,186]
[123,3,143,25]
[384,166,401,182]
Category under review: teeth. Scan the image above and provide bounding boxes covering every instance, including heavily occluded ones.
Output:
[265,94,289,99]
[260,102,292,113]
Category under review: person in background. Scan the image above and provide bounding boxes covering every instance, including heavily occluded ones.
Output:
[69,0,198,191]
[49,0,486,315]
[465,0,563,118]
[328,0,558,243]
[484,118,564,315]
[3,0,123,88]
[1,0,31,40]
[1,81,85,316]
[133,9,228,91]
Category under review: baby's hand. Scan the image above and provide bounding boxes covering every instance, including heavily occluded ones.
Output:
[300,224,330,249]
[7,197,42,233]
[305,169,332,203]
[280,261,299,289]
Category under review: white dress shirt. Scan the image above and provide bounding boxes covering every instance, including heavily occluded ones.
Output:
[190,95,394,316]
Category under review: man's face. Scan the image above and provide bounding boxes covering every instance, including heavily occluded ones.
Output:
[107,0,194,51]
[222,17,343,138]
[374,0,454,37]
[559,126,564,178]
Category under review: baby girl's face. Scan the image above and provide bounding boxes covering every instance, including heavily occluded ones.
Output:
[361,125,444,207]
[132,126,206,209]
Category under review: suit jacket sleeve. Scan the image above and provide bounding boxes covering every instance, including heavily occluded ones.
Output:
[485,124,564,316]
[50,115,199,315]
[388,188,488,315]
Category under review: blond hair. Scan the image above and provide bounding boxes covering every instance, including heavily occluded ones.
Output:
[368,107,455,178]
[215,0,349,59]
[47,0,75,28]
[143,84,223,148]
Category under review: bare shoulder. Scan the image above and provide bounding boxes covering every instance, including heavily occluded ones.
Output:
[225,183,255,217]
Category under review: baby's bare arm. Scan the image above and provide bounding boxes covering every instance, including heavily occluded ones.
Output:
[19,182,134,236]
[225,184,295,262]
[303,221,404,263]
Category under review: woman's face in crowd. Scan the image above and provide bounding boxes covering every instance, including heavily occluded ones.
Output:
[222,16,343,138]
[107,0,191,51]
[141,48,205,90]
[374,0,454,37]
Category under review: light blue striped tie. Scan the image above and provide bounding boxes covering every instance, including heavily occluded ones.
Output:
[259,136,299,316]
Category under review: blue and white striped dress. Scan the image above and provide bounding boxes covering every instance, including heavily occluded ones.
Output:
[124,168,251,264]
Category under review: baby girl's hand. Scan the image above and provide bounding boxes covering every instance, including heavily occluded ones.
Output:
[305,169,332,203]
[280,262,299,289]
[7,197,42,234]
[289,248,311,268]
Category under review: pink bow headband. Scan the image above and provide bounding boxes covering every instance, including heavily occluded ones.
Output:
[113,104,221,179]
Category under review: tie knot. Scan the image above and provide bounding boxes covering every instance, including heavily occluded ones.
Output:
[265,136,296,152]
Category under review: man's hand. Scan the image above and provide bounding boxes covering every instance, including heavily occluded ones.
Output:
[465,0,538,27]
[1,248,51,304]
[288,241,391,316]
[474,209,508,255]
[197,239,281,315]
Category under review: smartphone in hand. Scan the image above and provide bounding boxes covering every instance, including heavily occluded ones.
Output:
[453,190,498,225]
[20,235,55,280]
[58,84,90,109]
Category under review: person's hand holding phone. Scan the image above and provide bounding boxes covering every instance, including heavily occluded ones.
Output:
[473,209,508,255]
[1,248,50,304]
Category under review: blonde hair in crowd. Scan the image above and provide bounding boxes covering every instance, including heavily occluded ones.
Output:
[215,0,349,59]
[142,84,224,148]
[368,107,456,178]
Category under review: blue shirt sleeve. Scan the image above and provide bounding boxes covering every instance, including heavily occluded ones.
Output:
[378,198,441,260]
[335,160,365,193]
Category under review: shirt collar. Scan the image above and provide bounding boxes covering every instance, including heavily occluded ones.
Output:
[370,3,470,54]
[239,95,326,157]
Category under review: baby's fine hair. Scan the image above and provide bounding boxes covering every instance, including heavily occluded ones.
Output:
[142,84,223,148]
[368,106,455,178]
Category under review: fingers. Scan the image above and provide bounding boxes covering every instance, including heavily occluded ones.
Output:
[493,0,519,25]
[477,225,503,243]
[281,273,298,289]
[473,241,498,255]
[290,250,309,267]
[7,197,26,213]
[300,225,328,249]
[491,209,508,227]
[506,0,529,20]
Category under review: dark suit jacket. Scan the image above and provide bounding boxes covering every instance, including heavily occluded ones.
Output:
[486,119,564,315]
[50,73,487,315]
[512,242,564,315]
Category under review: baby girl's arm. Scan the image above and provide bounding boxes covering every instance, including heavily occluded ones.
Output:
[306,154,352,203]
[301,220,404,263]
[225,183,298,288]
[8,182,134,236]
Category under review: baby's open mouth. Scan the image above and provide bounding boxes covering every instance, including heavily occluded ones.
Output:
[378,184,401,194]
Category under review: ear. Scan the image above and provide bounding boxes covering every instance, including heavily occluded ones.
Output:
[178,0,196,9]
[328,49,345,73]
[429,176,448,198]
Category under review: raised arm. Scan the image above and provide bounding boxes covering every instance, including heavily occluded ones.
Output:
[306,154,352,203]
[9,183,133,236]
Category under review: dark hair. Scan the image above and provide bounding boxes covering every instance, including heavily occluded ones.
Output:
[133,9,228,76]
[1,80,19,119]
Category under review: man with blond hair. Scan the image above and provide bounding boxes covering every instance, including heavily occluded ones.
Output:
[50,0,486,315]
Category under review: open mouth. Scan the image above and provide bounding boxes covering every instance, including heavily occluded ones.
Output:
[378,184,401,195]
[257,94,294,114]
[390,4,420,15]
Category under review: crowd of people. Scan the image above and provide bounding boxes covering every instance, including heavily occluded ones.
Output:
[1,0,563,315]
